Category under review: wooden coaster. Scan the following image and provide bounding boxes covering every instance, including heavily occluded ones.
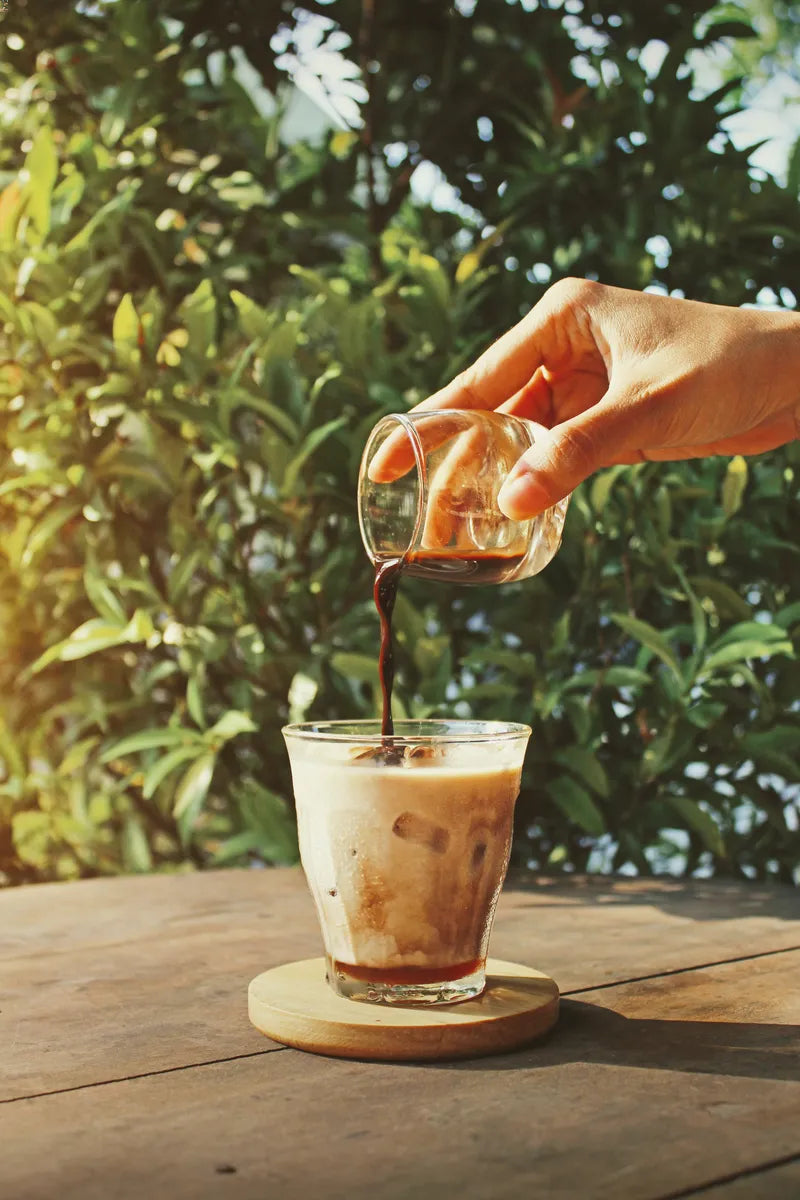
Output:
[248,957,559,1062]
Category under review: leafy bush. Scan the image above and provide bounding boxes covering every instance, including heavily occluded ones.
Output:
[1,0,798,885]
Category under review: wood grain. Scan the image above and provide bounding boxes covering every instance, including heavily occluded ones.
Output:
[2,869,798,1098]
[684,1160,800,1199]
[248,957,559,1060]
[3,951,799,1200]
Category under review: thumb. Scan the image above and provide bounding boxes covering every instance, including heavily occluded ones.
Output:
[497,410,616,519]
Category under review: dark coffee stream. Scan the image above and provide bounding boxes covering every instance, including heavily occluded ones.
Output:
[373,549,526,739]
[373,557,404,739]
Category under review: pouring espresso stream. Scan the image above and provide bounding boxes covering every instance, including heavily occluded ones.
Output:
[373,549,539,741]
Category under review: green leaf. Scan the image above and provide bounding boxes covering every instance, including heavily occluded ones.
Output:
[562,666,652,692]
[546,776,605,836]
[25,301,59,345]
[289,265,349,304]
[563,696,590,742]
[112,293,141,366]
[180,278,217,359]
[392,593,429,647]
[84,570,127,624]
[230,290,275,340]
[788,135,800,198]
[24,127,58,238]
[453,218,512,284]
[100,728,201,763]
[699,638,793,676]
[218,386,299,440]
[0,717,26,779]
[775,601,800,631]
[700,20,757,43]
[673,564,706,655]
[100,109,127,148]
[235,778,299,863]
[686,701,726,729]
[260,430,293,487]
[211,830,263,865]
[667,796,725,859]
[0,469,65,499]
[95,448,174,495]
[122,815,154,873]
[331,652,379,684]
[51,169,85,227]
[307,364,343,414]
[465,647,537,677]
[590,464,631,513]
[688,577,752,623]
[641,726,674,783]
[281,417,347,495]
[553,746,610,797]
[21,500,82,569]
[413,635,451,678]
[28,617,126,673]
[0,178,23,243]
[143,746,204,799]
[461,682,517,702]
[57,735,100,777]
[64,186,137,252]
[409,248,450,311]
[173,752,216,836]
[710,621,792,649]
[206,710,257,743]
[740,725,799,763]
[330,129,359,160]
[721,455,748,518]
[168,548,204,605]
[610,614,682,681]
[187,677,205,728]
[34,606,154,669]
[123,609,155,642]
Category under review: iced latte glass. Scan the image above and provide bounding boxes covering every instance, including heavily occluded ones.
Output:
[283,719,531,1005]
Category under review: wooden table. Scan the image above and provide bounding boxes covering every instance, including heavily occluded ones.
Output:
[2,868,800,1200]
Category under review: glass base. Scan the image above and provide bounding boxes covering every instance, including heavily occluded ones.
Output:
[326,956,486,1006]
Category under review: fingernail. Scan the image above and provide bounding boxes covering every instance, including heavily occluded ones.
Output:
[497,469,551,519]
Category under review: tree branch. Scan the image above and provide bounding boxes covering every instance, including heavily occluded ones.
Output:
[358,0,382,276]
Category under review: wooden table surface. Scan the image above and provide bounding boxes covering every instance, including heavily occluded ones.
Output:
[2,867,800,1200]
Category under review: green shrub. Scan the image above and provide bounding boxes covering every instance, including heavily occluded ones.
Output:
[1,0,798,884]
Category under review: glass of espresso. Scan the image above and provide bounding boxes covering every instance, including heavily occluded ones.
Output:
[358,409,569,584]
[282,719,531,1005]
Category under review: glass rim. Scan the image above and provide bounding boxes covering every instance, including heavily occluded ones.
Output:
[376,408,540,427]
[357,410,552,567]
[282,718,532,744]
[357,412,428,564]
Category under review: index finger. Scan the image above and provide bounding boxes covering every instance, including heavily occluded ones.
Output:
[369,295,560,483]
[415,300,554,414]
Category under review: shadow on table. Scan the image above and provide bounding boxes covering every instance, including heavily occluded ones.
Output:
[502,872,800,923]
[425,998,800,1083]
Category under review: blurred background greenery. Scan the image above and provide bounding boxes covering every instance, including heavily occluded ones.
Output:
[0,0,798,887]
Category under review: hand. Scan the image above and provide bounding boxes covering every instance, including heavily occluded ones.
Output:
[404,279,800,519]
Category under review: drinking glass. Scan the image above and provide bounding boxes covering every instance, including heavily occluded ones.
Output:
[358,410,569,584]
[283,719,531,1005]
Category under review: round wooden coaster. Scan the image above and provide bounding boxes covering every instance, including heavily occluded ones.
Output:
[248,957,559,1062]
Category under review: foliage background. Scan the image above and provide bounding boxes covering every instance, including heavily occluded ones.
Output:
[0,0,798,887]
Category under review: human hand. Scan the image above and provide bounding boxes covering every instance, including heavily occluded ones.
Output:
[396,279,800,519]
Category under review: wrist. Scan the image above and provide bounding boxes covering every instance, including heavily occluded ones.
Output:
[751,307,800,426]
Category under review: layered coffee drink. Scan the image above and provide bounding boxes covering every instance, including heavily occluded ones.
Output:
[281,414,537,1005]
[284,722,530,1004]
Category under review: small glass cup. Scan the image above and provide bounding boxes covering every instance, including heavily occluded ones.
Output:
[283,719,531,1005]
[358,409,569,584]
